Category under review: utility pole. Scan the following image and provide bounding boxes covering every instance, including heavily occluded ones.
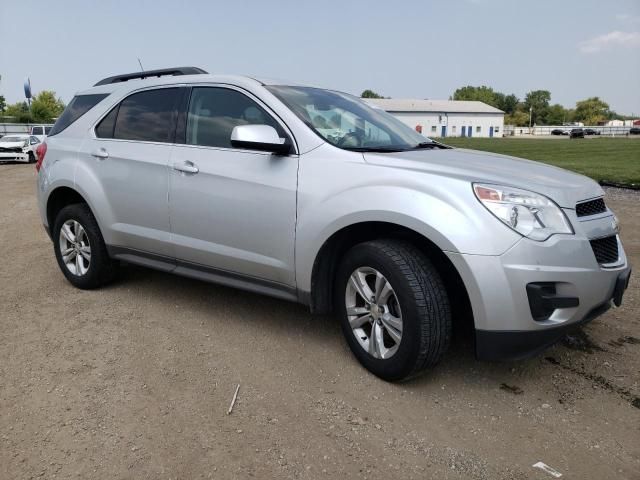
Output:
[529,106,533,128]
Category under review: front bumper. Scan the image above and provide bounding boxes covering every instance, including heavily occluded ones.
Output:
[446,225,631,361]
[475,269,630,360]
[0,152,29,162]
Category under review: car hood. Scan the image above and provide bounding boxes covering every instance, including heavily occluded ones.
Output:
[0,141,27,149]
[363,147,603,208]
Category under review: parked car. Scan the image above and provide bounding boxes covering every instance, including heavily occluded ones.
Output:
[550,129,568,136]
[629,127,640,135]
[0,134,40,163]
[30,125,52,142]
[35,67,631,381]
[569,128,585,139]
[584,128,600,136]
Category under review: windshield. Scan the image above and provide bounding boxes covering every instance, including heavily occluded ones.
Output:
[267,86,434,151]
[0,136,26,142]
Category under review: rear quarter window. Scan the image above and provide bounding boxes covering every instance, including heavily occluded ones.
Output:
[48,94,109,136]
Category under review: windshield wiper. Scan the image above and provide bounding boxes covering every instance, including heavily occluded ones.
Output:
[342,146,406,153]
[412,141,450,150]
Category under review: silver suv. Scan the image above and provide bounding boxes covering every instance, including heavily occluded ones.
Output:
[36,67,631,380]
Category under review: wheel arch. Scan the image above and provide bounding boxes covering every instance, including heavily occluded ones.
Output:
[307,221,474,334]
[46,186,89,232]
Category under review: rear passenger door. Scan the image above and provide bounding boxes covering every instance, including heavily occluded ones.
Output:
[80,87,181,258]
[168,86,298,286]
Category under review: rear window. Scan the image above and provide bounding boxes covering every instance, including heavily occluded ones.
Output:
[48,94,109,136]
[111,88,180,143]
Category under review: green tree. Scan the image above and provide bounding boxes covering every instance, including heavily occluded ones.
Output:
[524,90,551,125]
[361,89,385,99]
[0,95,6,113]
[546,104,569,125]
[573,97,611,125]
[452,86,518,113]
[30,90,65,122]
[4,101,33,122]
[505,110,529,126]
[452,85,497,105]
[498,94,519,114]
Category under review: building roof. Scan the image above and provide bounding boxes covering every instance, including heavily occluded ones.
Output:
[364,98,504,114]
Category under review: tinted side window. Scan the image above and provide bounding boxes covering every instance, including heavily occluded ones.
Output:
[95,106,118,139]
[48,94,109,136]
[32,127,43,135]
[113,88,179,143]
[44,127,52,134]
[186,87,283,148]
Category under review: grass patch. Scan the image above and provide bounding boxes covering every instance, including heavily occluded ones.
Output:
[441,137,640,187]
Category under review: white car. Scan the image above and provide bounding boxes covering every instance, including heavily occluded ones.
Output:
[0,134,40,163]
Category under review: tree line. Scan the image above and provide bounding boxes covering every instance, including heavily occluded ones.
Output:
[361,87,632,126]
[0,91,65,123]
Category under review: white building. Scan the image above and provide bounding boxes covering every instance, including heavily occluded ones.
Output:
[364,99,504,138]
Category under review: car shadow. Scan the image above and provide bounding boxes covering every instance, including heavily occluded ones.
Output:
[112,263,594,392]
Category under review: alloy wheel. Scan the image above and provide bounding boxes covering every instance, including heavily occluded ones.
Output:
[345,267,403,359]
[59,219,91,276]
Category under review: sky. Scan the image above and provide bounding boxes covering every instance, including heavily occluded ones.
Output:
[1,0,639,114]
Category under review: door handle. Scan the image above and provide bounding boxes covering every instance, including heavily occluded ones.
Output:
[91,148,109,159]
[173,161,199,174]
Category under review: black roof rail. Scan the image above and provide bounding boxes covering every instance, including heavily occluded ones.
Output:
[94,67,208,86]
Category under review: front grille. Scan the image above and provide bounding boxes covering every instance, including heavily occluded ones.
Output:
[590,235,619,264]
[0,147,22,153]
[576,198,606,217]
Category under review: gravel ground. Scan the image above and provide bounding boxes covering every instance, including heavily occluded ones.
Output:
[1,165,639,479]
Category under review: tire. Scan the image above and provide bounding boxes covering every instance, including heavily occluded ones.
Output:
[335,240,451,381]
[28,152,35,163]
[53,203,118,289]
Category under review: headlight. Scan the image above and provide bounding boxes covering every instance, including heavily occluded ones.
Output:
[473,183,573,241]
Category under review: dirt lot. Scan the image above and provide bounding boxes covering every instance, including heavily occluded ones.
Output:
[1,164,638,479]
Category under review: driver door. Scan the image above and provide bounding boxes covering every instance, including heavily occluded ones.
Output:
[168,86,298,287]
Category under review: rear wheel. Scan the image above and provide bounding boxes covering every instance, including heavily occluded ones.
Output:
[53,204,118,289]
[335,240,451,381]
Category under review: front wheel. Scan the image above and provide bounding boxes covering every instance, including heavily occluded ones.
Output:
[335,240,451,381]
[53,203,118,289]
[28,152,35,163]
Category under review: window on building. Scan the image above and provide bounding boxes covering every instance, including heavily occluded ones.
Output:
[476,126,481,133]
[452,126,457,133]
[431,125,437,133]
[495,126,500,133]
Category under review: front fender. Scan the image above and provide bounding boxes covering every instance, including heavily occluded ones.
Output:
[295,146,521,293]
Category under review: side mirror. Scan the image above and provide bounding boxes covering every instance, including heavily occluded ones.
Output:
[230,125,291,155]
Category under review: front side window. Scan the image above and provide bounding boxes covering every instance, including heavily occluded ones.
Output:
[186,87,284,149]
[267,86,432,152]
[32,127,43,135]
[112,88,180,142]
[30,136,40,145]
